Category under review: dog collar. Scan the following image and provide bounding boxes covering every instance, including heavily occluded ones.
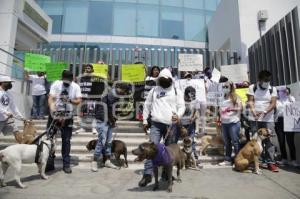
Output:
[152,144,172,167]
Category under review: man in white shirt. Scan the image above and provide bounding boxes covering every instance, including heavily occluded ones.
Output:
[139,68,185,187]
[247,70,279,172]
[47,70,82,174]
[0,76,26,143]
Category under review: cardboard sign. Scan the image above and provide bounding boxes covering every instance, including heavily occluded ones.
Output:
[92,64,108,78]
[236,88,248,105]
[220,64,248,83]
[284,102,300,132]
[175,79,206,102]
[45,63,68,81]
[121,64,145,82]
[78,75,107,98]
[25,53,50,71]
[178,54,203,71]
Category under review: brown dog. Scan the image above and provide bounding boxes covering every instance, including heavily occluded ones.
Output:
[86,139,128,168]
[234,128,270,174]
[132,142,185,192]
[14,120,37,144]
[181,136,196,169]
[199,124,224,156]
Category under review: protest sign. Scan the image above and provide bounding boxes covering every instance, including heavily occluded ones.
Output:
[220,64,248,83]
[175,79,206,102]
[121,64,145,82]
[79,75,107,99]
[25,53,50,71]
[236,88,248,105]
[45,63,68,81]
[178,54,203,71]
[206,82,224,106]
[284,102,300,132]
[92,64,108,78]
[211,68,221,83]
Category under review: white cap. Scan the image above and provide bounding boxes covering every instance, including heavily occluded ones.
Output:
[0,76,14,82]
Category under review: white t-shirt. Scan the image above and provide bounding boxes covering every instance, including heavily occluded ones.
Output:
[29,75,47,96]
[49,81,82,115]
[0,89,23,121]
[247,84,277,122]
[219,98,241,124]
[181,101,197,125]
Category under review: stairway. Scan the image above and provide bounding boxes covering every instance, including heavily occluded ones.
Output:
[0,118,225,169]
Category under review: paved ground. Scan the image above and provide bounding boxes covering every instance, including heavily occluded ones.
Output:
[0,163,300,199]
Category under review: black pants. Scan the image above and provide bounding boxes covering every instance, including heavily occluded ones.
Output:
[275,117,296,160]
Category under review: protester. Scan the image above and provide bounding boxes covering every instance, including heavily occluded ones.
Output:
[138,68,185,187]
[25,71,47,119]
[247,70,279,172]
[143,66,160,100]
[47,70,82,174]
[218,81,242,166]
[0,75,26,143]
[275,87,299,167]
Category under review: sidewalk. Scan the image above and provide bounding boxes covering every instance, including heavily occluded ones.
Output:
[0,164,300,199]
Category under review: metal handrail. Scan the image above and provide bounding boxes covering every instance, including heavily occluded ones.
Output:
[0,47,24,62]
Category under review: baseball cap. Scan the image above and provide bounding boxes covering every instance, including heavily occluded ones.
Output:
[0,76,14,82]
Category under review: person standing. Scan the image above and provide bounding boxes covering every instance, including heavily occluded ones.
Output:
[143,66,160,100]
[48,70,82,174]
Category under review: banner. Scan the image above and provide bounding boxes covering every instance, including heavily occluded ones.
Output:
[220,64,248,83]
[45,63,68,81]
[175,79,206,102]
[78,75,107,98]
[121,64,145,82]
[284,102,300,132]
[236,88,248,105]
[92,64,108,78]
[24,53,50,71]
[178,54,203,71]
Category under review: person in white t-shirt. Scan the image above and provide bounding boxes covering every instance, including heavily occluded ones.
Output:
[247,70,279,172]
[218,81,242,166]
[25,71,47,119]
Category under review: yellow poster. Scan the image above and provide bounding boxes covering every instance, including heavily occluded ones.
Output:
[121,64,145,82]
[236,88,248,105]
[92,64,108,78]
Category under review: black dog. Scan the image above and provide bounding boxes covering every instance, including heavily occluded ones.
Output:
[132,142,185,192]
[86,139,128,168]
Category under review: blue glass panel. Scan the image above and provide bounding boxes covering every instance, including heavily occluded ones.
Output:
[88,1,113,35]
[184,9,205,41]
[63,1,88,33]
[49,15,63,34]
[161,6,183,39]
[42,1,63,15]
[161,0,183,7]
[115,0,137,2]
[138,0,159,5]
[137,4,159,37]
[113,4,136,36]
[184,0,204,9]
[205,0,217,11]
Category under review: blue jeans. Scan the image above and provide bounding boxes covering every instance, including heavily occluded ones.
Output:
[183,123,196,154]
[144,121,175,175]
[221,122,241,162]
[32,94,46,117]
[94,121,113,160]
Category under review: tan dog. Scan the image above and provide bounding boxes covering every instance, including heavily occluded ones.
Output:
[234,128,270,174]
[14,120,37,144]
[199,124,224,156]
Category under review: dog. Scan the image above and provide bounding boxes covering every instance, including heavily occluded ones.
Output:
[132,142,185,192]
[14,120,37,144]
[181,136,196,169]
[0,136,55,188]
[86,139,128,168]
[234,128,270,174]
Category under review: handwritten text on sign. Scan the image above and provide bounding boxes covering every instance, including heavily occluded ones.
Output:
[178,54,203,71]
[121,64,145,82]
[284,102,300,132]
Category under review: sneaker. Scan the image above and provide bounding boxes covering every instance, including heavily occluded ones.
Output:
[277,159,288,166]
[91,161,98,172]
[289,160,300,167]
[63,167,72,174]
[104,160,118,169]
[218,161,231,166]
[268,163,279,172]
[138,174,152,187]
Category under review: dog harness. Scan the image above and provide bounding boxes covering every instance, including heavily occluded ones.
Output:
[152,144,172,167]
[34,140,53,164]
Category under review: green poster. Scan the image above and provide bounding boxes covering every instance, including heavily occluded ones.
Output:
[24,53,51,71]
[121,64,145,82]
[46,63,68,81]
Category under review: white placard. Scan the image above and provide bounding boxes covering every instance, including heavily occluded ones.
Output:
[206,82,224,106]
[211,68,221,83]
[289,82,300,101]
[178,54,203,71]
[284,102,300,132]
[175,79,206,102]
[220,64,248,83]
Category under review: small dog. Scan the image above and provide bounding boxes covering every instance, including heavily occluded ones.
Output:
[181,137,196,169]
[132,142,185,192]
[199,123,224,155]
[86,139,128,168]
[234,128,270,174]
[14,120,37,144]
[0,137,55,188]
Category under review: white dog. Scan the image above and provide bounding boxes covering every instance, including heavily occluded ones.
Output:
[0,138,55,188]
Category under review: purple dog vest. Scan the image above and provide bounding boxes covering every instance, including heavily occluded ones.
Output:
[152,144,172,167]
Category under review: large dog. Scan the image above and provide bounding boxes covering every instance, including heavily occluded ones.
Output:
[86,139,128,168]
[14,120,37,144]
[234,128,270,174]
[132,142,185,192]
[0,137,55,188]
[181,136,196,169]
[199,124,224,156]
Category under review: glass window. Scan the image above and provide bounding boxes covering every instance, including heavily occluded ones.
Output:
[161,6,184,39]
[113,4,136,36]
[184,0,204,9]
[49,15,63,34]
[138,0,159,5]
[205,12,214,25]
[184,9,205,41]
[205,0,217,11]
[63,1,88,33]
[137,5,159,37]
[42,1,63,15]
[115,0,137,2]
[88,1,113,35]
[161,0,183,7]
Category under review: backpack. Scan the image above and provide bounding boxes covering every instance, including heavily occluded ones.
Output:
[253,84,273,95]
